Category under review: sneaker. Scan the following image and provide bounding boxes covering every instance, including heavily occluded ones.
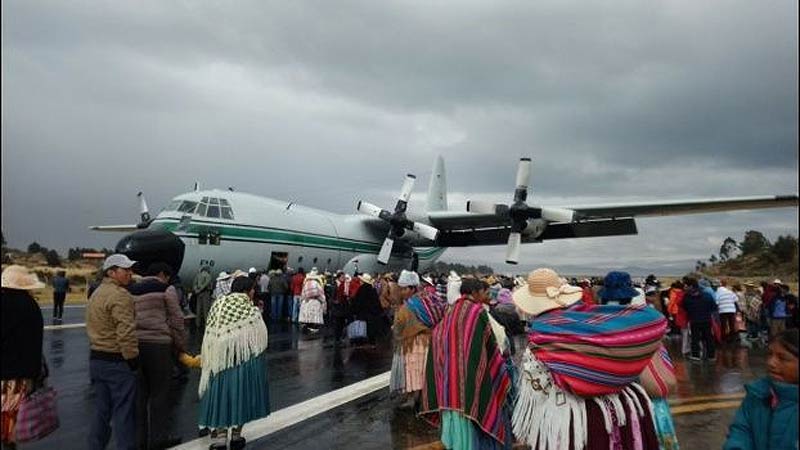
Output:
[688,355,702,361]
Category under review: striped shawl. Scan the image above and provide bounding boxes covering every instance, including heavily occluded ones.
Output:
[419,299,512,445]
[528,303,666,397]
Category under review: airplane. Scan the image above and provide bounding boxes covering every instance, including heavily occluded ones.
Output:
[91,156,798,286]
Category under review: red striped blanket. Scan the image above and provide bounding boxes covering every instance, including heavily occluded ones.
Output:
[419,298,512,445]
[528,303,667,397]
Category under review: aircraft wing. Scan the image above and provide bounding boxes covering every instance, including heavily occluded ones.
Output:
[428,194,797,247]
[88,224,141,232]
[568,195,798,219]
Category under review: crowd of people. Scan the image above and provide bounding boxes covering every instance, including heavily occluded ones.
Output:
[1,259,798,449]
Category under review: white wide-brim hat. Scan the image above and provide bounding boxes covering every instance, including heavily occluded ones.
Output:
[359,273,374,285]
[512,268,583,316]
[1,265,46,290]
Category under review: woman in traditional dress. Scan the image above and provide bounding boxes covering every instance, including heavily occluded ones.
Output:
[511,268,667,450]
[390,270,445,408]
[420,278,514,449]
[198,275,270,450]
[350,274,387,345]
[298,269,326,334]
[1,266,45,449]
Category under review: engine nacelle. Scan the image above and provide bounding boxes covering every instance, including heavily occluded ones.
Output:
[522,218,548,239]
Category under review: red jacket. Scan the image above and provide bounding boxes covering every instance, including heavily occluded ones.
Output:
[290,273,305,296]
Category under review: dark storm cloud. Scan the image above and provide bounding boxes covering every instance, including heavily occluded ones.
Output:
[2,0,797,272]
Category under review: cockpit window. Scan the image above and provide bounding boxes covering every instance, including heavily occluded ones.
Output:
[206,205,220,218]
[178,196,234,219]
[164,200,182,211]
[177,201,198,213]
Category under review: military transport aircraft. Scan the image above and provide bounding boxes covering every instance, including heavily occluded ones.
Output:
[91,156,798,285]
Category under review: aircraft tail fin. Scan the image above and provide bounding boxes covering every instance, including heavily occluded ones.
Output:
[426,155,448,212]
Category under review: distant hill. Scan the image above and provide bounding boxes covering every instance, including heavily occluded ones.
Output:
[698,231,798,281]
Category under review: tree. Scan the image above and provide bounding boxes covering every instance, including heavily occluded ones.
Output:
[739,230,770,256]
[771,235,799,263]
[45,249,61,267]
[719,237,739,261]
[709,254,718,264]
[27,242,42,254]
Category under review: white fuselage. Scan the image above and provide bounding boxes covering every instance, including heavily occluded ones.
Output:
[149,189,445,283]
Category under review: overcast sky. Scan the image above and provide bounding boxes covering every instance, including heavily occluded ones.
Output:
[2,1,797,275]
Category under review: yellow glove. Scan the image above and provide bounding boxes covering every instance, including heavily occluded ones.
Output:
[178,352,202,369]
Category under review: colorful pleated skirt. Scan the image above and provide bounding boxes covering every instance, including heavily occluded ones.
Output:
[198,351,271,429]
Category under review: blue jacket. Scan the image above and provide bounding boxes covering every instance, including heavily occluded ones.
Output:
[681,286,717,322]
[723,377,798,450]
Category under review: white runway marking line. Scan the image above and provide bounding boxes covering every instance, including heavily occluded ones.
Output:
[44,323,87,330]
[171,371,391,450]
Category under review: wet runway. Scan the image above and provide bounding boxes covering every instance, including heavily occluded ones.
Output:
[247,335,768,449]
[36,320,769,449]
[34,319,394,450]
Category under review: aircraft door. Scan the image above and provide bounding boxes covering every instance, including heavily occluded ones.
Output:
[268,252,288,272]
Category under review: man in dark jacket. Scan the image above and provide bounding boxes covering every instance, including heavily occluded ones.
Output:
[128,262,185,449]
[52,270,69,322]
[682,276,718,361]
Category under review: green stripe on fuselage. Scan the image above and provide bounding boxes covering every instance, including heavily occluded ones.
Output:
[154,219,446,260]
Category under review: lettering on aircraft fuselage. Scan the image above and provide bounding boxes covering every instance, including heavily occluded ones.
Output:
[200,259,216,267]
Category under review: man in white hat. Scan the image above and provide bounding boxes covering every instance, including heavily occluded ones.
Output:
[86,254,139,450]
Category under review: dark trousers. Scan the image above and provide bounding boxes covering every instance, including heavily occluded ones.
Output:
[89,359,137,450]
[136,343,174,449]
[720,312,737,341]
[690,321,716,359]
[53,292,66,319]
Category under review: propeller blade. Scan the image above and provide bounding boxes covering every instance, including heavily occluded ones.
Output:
[505,232,522,264]
[541,207,575,223]
[412,222,439,241]
[467,200,501,214]
[377,237,394,265]
[398,174,416,203]
[515,158,531,189]
[137,192,151,224]
[357,201,385,218]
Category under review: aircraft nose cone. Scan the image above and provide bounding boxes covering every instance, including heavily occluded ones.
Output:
[116,229,185,275]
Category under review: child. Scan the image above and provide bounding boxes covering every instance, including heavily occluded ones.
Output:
[723,329,798,449]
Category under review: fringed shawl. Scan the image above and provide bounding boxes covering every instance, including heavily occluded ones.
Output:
[419,299,512,445]
[528,303,666,397]
[199,292,268,397]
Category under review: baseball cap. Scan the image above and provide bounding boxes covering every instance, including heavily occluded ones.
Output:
[103,254,136,271]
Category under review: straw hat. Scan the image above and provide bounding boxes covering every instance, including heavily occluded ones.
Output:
[512,268,583,316]
[1,265,46,290]
[359,273,375,285]
[216,271,231,281]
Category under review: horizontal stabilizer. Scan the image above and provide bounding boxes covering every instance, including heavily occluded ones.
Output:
[89,224,141,232]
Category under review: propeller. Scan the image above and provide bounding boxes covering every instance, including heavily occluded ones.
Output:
[357,174,440,265]
[137,192,153,229]
[466,158,576,264]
